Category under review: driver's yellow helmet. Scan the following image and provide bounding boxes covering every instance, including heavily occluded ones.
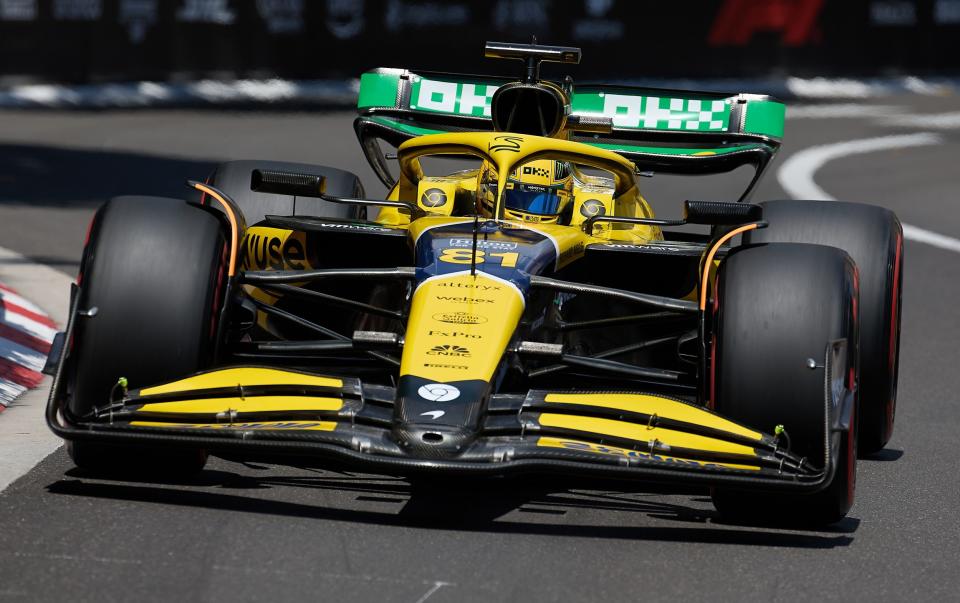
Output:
[478,159,573,224]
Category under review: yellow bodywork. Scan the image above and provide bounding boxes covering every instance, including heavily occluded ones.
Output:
[543,393,763,441]
[536,437,761,471]
[131,367,344,417]
[378,131,662,244]
[132,420,338,431]
[140,367,342,396]
[538,414,755,457]
[400,271,525,383]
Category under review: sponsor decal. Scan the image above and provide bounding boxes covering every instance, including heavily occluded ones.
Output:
[488,135,524,153]
[423,362,468,370]
[120,0,158,43]
[522,165,550,178]
[558,241,585,264]
[492,0,548,31]
[599,94,728,131]
[427,344,471,358]
[0,0,36,20]
[433,312,487,325]
[241,234,306,270]
[428,329,480,339]
[579,198,606,218]
[410,76,496,117]
[437,281,501,291]
[420,410,446,420]
[420,187,448,208]
[435,295,495,304]
[709,0,824,46]
[256,0,305,34]
[170,422,326,430]
[548,439,748,470]
[936,0,960,24]
[315,222,393,232]
[417,383,461,402]
[869,0,916,26]
[176,0,236,24]
[384,0,469,32]
[326,0,364,38]
[52,0,102,20]
[595,243,688,253]
[449,238,518,250]
[574,0,624,41]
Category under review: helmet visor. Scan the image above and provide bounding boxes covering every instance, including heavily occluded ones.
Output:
[504,185,562,216]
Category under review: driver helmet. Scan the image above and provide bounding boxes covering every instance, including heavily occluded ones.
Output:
[501,159,573,224]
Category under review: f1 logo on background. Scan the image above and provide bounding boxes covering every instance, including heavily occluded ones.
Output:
[709,0,824,46]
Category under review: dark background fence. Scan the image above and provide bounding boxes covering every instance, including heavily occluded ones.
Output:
[1,0,958,84]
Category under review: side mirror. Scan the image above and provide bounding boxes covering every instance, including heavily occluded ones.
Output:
[250,169,326,197]
[683,200,763,225]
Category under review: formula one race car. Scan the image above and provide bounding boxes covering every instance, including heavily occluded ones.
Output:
[45,42,903,526]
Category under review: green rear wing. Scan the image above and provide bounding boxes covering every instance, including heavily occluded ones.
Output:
[355,68,785,196]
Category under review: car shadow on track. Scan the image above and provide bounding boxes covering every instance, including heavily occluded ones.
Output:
[48,463,858,550]
[862,448,904,462]
[0,143,215,206]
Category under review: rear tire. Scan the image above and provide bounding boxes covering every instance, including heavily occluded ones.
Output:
[206,160,365,226]
[745,200,902,454]
[710,243,859,526]
[68,196,227,475]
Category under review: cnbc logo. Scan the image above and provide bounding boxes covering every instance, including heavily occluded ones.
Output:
[411,77,498,117]
[427,344,471,358]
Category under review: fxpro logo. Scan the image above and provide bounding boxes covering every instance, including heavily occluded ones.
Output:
[428,329,481,339]
[427,344,471,358]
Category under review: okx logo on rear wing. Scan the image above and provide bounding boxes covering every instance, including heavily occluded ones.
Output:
[355,68,784,195]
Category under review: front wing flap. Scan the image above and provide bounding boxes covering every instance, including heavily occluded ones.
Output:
[49,361,839,492]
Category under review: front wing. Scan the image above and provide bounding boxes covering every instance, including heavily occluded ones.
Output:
[48,362,848,493]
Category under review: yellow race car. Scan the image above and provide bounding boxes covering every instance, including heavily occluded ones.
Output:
[46,42,902,526]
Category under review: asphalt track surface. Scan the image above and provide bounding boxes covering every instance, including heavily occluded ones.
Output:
[0,96,958,602]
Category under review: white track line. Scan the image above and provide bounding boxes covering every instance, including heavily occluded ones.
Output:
[0,246,71,494]
[777,132,960,254]
[786,104,903,119]
[888,111,960,129]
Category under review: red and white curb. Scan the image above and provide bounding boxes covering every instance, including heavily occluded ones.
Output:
[0,245,71,494]
[0,283,56,412]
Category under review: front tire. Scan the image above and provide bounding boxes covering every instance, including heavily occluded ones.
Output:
[68,196,227,475]
[745,200,902,453]
[710,243,859,526]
